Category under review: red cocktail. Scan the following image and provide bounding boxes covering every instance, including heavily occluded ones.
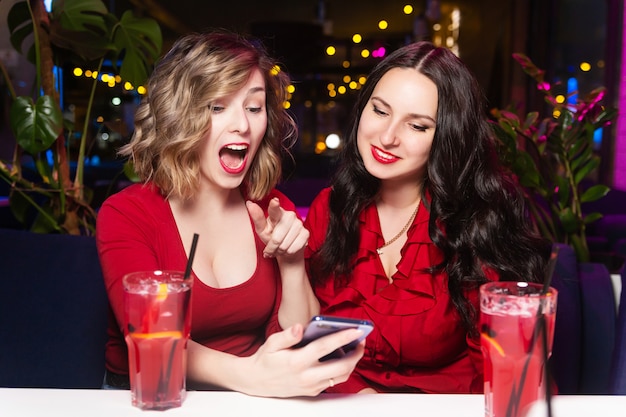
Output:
[480,282,557,417]
[124,271,192,411]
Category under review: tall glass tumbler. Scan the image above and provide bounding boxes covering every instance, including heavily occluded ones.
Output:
[480,281,558,417]
[123,270,193,411]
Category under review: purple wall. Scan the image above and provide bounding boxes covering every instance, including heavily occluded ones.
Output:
[614,4,626,190]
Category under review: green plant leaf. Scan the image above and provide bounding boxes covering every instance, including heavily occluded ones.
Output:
[30,205,62,234]
[574,157,600,184]
[7,1,33,54]
[49,25,113,61]
[515,153,541,188]
[583,212,603,224]
[555,175,570,208]
[51,0,108,31]
[569,153,590,178]
[523,112,539,130]
[109,10,162,88]
[593,107,618,125]
[569,136,592,169]
[34,153,53,185]
[9,96,63,155]
[558,207,579,234]
[48,0,111,60]
[8,188,32,224]
[580,184,610,203]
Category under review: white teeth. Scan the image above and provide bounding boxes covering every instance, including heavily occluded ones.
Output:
[374,147,394,160]
[225,144,248,151]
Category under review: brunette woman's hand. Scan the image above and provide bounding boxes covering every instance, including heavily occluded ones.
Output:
[235,323,365,397]
[247,198,309,260]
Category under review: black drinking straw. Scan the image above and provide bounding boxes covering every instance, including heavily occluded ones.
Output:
[184,233,199,280]
[540,245,559,417]
[505,245,559,417]
[157,233,199,400]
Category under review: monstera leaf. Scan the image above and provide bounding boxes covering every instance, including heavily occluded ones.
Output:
[109,11,163,88]
[9,96,63,155]
[1,0,162,235]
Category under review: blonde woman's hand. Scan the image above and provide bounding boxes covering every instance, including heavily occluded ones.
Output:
[236,323,365,398]
[247,198,309,260]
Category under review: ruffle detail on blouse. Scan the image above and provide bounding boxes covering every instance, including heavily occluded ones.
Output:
[328,201,445,318]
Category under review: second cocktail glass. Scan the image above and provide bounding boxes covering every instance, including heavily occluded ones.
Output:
[480,281,558,417]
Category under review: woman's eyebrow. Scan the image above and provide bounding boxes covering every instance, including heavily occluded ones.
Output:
[371,96,436,123]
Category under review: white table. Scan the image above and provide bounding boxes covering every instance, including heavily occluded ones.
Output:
[0,388,624,417]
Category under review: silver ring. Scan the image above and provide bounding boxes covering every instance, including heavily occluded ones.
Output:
[329,378,335,388]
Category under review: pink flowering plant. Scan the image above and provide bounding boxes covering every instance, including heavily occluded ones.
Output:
[491,53,617,262]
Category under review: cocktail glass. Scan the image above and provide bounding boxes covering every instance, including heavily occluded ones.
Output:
[480,281,558,417]
[123,270,192,411]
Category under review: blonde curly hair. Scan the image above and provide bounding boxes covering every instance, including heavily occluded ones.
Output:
[120,30,296,201]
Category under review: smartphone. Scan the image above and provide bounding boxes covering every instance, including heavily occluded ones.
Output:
[293,315,374,361]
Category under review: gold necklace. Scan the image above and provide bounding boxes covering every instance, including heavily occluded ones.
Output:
[376,202,420,255]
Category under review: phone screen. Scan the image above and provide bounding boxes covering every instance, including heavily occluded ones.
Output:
[293,315,374,361]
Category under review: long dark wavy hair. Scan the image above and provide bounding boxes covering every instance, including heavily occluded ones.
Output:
[312,41,551,333]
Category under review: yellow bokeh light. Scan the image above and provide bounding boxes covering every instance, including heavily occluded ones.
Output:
[433,23,441,31]
[124,81,134,91]
[326,46,336,56]
[349,81,358,89]
[283,101,291,109]
[378,20,388,30]
[287,85,295,93]
[91,71,99,79]
[270,65,281,76]
[107,80,116,88]
[329,90,337,98]
[327,83,335,91]
[115,75,122,83]
[580,62,591,72]
[96,116,104,123]
[315,141,327,154]
[338,86,347,94]
[137,86,147,95]
[359,76,367,84]
[555,95,565,104]
[85,70,92,77]
[552,109,561,119]
[361,49,370,58]
[343,75,351,83]
[352,34,362,44]
[403,5,414,14]
[101,74,110,82]
[73,67,83,77]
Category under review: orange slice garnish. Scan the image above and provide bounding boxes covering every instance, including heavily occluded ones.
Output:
[156,282,168,302]
[130,330,183,339]
[481,333,505,357]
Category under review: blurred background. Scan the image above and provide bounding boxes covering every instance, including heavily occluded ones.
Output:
[0,0,623,208]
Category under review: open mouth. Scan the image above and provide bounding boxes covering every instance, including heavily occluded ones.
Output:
[219,143,249,174]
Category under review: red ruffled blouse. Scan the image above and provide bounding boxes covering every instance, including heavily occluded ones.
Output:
[304,188,487,393]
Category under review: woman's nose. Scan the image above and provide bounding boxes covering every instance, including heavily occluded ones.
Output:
[379,122,399,147]
[229,108,250,134]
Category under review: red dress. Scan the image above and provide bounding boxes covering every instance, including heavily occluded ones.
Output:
[304,188,486,393]
[96,183,292,376]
